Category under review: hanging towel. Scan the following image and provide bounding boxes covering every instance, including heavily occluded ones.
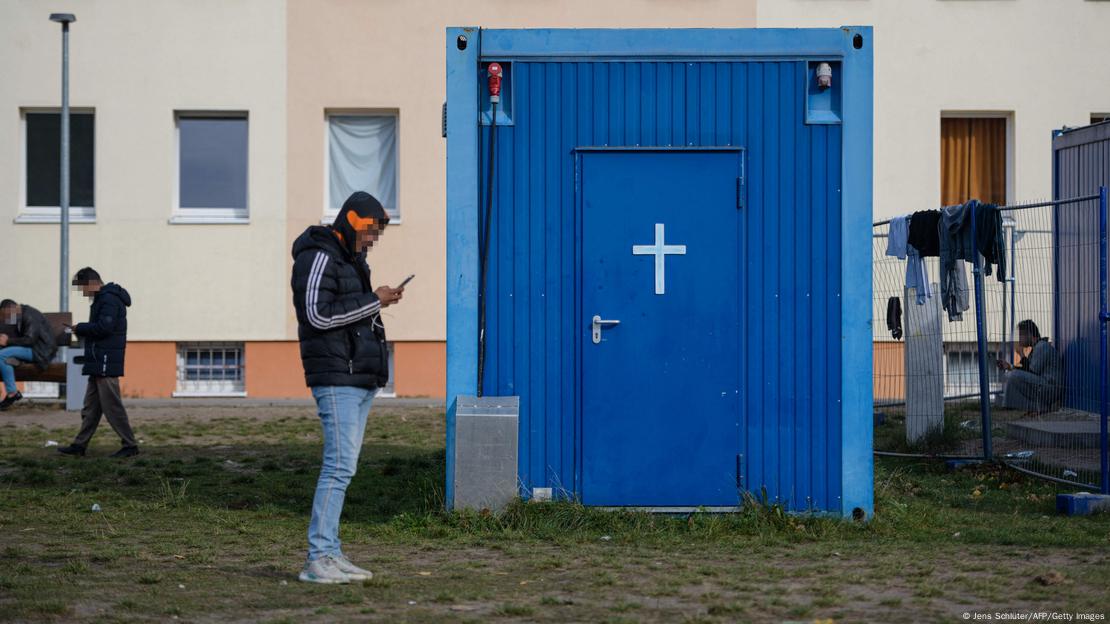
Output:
[938,202,972,321]
[885,215,909,258]
[886,296,903,340]
[887,215,930,304]
[907,210,941,257]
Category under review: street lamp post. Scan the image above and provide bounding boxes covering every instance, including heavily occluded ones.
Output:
[49,13,75,312]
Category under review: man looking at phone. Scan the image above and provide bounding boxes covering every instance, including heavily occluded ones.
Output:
[290,191,404,584]
[58,268,138,457]
[996,319,1064,413]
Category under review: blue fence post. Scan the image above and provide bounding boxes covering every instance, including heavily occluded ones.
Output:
[971,200,993,460]
[1100,185,1109,495]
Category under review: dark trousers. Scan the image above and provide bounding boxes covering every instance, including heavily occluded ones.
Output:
[73,376,136,448]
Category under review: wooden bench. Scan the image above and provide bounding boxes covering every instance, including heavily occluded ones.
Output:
[3,312,73,384]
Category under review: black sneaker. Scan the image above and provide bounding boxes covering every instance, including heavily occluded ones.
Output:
[57,444,86,457]
[109,446,139,459]
[0,391,23,411]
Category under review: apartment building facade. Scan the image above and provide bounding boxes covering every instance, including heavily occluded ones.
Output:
[1,0,1106,398]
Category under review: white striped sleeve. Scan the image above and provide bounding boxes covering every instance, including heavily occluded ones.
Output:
[305,251,381,330]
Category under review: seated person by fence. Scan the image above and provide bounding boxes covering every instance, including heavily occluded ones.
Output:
[0,299,60,410]
[996,319,1064,413]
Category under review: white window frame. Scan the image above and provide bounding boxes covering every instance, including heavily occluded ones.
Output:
[322,109,401,225]
[171,111,250,225]
[15,107,97,224]
[939,111,1014,205]
[174,342,247,397]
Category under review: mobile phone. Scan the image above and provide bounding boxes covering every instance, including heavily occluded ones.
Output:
[398,274,416,289]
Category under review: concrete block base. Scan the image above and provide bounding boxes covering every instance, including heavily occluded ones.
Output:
[1056,492,1110,516]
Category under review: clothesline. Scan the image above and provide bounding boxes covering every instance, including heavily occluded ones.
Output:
[873,193,1101,228]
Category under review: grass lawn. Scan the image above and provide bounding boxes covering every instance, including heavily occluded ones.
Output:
[1,402,1108,623]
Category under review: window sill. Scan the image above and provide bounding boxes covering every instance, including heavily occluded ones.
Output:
[169,213,250,225]
[172,391,248,398]
[320,215,402,226]
[14,213,96,224]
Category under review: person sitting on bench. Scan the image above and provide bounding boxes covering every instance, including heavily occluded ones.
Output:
[0,299,59,411]
[996,319,1064,413]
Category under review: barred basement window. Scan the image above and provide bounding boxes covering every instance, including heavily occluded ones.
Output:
[944,344,1002,397]
[175,343,245,396]
[21,382,60,399]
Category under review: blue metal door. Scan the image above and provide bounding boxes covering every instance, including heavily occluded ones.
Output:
[579,149,743,507]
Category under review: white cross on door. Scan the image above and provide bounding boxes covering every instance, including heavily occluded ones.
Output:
[632,223,687,295]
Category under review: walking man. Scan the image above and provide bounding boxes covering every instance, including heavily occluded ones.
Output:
[58,268,139,458]
[290,192,403,584]
[0,299,59,410]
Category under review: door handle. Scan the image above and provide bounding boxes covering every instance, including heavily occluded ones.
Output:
[592,315,621,344]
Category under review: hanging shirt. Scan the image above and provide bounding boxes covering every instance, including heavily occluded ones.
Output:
[907,210,941,257]
[945,200,1007,280]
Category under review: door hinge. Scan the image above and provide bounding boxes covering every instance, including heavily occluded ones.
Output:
[736,454,744,489]
[736,176,745,210]
[441,101,447,138]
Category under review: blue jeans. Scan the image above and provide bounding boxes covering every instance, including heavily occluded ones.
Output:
[307,385,375,561]
[0,346,34,393]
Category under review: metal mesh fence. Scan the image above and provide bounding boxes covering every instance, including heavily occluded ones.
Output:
[873,222,987,459]
[872,194,1109,493]
[988,199,1103,487]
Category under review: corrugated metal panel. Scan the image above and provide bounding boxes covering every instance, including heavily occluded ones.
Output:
[479,60,844,511]
[1054,123,1110,413]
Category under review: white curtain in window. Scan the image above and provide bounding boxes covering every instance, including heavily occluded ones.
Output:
[328,115,398,218]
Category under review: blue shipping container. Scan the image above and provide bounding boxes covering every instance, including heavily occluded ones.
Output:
[446,27,874,516]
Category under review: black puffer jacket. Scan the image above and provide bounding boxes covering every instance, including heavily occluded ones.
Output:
[7,304,58,370]
[75,283,131,377]
[291,227,388,389]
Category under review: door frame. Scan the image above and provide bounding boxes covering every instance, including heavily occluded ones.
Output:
[573,146,746,506]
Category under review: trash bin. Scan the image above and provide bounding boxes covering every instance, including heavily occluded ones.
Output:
[65,345,87,412]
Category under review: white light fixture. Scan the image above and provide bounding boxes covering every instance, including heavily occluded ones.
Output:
[816,62,833,90]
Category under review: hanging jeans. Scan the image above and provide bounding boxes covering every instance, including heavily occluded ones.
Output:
[307,385,375,561]
[905,243,932,305]
[0,346,34,394]
[939,202,973,321]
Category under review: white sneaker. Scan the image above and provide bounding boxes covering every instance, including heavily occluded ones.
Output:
[332,554,373,581]
[298,555,351,584]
